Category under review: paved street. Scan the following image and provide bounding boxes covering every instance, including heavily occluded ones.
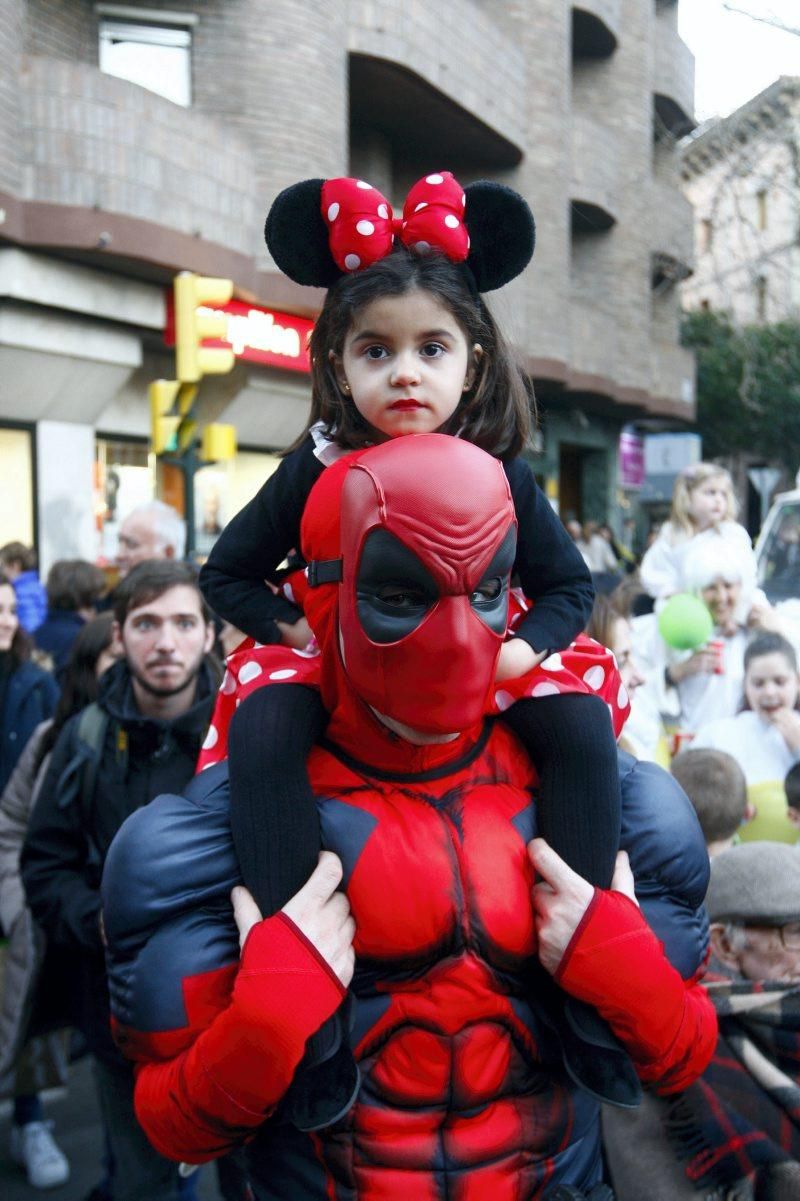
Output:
[0,1056,224,1201]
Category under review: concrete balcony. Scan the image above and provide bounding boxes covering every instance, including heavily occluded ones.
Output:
[571,113,619,229]
[649,179,694,277]
[572,2,620,58]
[20,56,258,258]
[649,342,696,416]
[654,18,695,136]
[348,0,526,159]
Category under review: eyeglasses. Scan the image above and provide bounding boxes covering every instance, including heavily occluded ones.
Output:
[744,922,800,950]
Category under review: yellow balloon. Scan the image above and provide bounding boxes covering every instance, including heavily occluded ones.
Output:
[739,780,799,846]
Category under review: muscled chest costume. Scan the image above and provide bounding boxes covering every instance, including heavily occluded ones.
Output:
[103,436,717,1200]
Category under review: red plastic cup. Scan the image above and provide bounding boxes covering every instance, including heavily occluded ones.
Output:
[671,730,695,758]
[707,639,725,675]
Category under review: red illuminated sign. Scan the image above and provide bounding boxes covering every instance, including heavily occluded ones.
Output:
[165,293,312,374]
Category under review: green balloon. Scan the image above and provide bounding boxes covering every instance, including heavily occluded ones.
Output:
[658,593,714,650]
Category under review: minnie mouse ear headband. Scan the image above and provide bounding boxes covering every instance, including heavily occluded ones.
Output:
[264,170,535,293]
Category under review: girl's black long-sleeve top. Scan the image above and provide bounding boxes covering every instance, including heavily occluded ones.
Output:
[199,435,594,656]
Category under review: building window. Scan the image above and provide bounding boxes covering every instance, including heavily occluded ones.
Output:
[757,188,768,231]
[0,427,34,548]
[756,275,768,322]
[98,7,194,106]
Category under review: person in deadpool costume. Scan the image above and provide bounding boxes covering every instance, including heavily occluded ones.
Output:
[102,435,716,1200]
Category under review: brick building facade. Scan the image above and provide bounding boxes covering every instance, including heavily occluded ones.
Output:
[0,0,695,566]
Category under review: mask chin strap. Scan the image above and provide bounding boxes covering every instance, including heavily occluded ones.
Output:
[306,559,343,587]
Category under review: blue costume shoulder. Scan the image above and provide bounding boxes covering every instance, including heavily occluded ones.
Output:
[102,762,241,1036]
[618,750,710,979]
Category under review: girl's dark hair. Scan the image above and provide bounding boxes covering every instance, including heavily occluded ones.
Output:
[295,247,534,461]
[741,630,800,712]
[0,572,31,670]
[585,592,626,649]
[36,612,115,767]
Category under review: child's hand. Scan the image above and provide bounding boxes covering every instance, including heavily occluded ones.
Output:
[747,602,781,633]
[767,707,800,754]
[276,616,313,651]
[667,648,716,684]
[495,639,547,682]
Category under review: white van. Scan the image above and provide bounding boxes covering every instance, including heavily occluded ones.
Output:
[755,487,800,604]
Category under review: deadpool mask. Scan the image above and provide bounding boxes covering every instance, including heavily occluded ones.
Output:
[330,434,517,734]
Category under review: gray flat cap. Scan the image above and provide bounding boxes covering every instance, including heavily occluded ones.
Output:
[707,842,800,926]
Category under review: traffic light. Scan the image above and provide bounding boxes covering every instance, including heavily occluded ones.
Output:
[201,423,237,463]
[149,379,181,455]
[174,273,236,382]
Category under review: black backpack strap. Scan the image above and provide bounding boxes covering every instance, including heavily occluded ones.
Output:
[75,702,110,817]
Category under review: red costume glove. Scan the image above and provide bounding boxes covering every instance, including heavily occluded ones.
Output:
[556,889,717,1094]
[133,912,345,1162]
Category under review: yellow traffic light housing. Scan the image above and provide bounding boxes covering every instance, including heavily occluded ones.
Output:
[174,272,236,382]
[201,423,237,463]
[149,379,181,455]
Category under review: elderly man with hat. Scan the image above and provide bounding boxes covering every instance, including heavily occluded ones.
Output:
[660,843,800,1200]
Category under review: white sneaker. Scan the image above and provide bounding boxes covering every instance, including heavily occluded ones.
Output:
[9,1119,70,1189]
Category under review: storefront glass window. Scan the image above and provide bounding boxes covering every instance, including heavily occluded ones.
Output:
[194,451,281,560]
[0,428,34,548]
[94,438,155,565]
[94,438,283,565]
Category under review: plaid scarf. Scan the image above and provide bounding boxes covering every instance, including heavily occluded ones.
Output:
[666,978,800,1193]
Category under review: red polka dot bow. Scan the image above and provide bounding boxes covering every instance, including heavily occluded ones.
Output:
[321,172,470,274]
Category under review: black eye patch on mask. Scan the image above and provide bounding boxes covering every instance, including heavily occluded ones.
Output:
[356,524,517,645]
[356,529,439,644]
[470,525,516,635]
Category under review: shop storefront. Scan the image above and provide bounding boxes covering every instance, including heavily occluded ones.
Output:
[0,424,35,548]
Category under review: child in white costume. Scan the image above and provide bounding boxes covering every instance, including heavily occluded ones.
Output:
[640,463,759,618]
[632,541,778,736]
[693,632,800,787]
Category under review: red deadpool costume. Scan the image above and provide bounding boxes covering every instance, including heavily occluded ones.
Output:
[103,436,716,1199]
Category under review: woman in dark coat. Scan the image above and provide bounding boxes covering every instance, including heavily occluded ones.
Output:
[0,571,61,1188]
[0,573,59,795]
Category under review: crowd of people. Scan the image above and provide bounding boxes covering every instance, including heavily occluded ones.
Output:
[583,461,800,849]
[0,168,799,1201]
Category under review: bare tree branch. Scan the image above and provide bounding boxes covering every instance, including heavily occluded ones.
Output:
[721,4,800,36]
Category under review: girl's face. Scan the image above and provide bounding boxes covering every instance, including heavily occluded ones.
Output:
[0,583,18,652]
[745,651,800,718]
[701,576,741,631]
[688,476,729,530]
[334,289,477,441]
[611,616,645,695]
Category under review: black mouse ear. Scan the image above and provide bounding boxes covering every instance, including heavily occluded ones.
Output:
[264,179,343,288]
[464,182,536,292]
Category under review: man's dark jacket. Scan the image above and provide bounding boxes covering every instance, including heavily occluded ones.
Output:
[21,657,215,1062]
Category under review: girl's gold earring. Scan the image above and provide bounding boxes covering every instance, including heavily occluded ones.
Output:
[341,381,350,394]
